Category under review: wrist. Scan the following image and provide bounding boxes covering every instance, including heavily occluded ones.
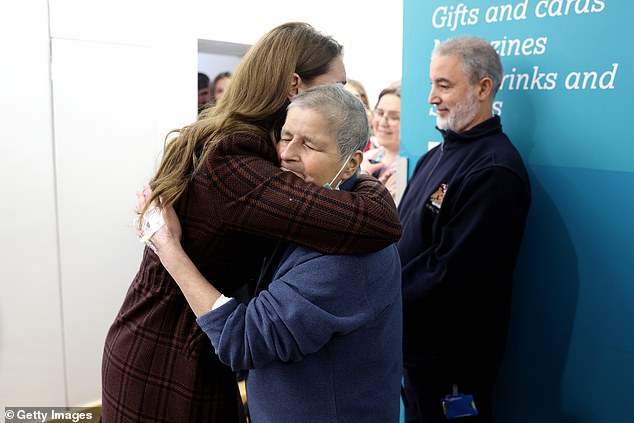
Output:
[154,232,184,265]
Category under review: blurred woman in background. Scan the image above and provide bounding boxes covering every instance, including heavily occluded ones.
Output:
[212,71,232,104]
[362,83,402,203]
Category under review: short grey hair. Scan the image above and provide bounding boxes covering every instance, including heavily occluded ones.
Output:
[288,83,369,161]
[433,36,503,99]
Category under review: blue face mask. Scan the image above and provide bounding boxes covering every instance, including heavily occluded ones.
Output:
[323,154,352,190]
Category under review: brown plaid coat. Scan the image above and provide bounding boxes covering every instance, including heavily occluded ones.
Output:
[101,132,401,422]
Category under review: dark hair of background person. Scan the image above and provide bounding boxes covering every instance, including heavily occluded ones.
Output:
[198,72,210,90]
[198,72,211,112]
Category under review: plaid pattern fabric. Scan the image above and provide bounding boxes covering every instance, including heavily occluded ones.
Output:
[101,132,401,422]
[101,254,244,423]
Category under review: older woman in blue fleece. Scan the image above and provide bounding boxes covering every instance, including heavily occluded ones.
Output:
[141,83,402,423]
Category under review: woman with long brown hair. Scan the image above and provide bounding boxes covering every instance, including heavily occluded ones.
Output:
[101,22,401,422]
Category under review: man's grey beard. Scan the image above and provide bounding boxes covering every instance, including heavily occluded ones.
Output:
[436,90,479,133]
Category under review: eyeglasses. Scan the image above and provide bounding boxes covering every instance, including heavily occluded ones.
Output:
[373,109,400,124]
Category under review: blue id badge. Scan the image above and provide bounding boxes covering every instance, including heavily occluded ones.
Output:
[441,385,478,419]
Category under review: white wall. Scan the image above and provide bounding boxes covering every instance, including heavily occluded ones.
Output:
[0,0,402,407]
[0,0,66,407]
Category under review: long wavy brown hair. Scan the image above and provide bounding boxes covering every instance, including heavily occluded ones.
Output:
[144,22,343,213]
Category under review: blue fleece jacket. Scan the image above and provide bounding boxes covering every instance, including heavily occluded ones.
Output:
[197,238,402,422]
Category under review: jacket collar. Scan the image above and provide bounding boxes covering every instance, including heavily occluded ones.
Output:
[437,115,502,145]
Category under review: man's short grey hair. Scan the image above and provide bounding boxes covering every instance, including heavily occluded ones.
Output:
[433,36,503,99]
[288,83,369,161]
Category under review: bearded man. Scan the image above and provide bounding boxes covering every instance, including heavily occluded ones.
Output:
[397,36,531,423]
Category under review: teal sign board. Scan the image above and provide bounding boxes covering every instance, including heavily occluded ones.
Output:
[401,1,634,421]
